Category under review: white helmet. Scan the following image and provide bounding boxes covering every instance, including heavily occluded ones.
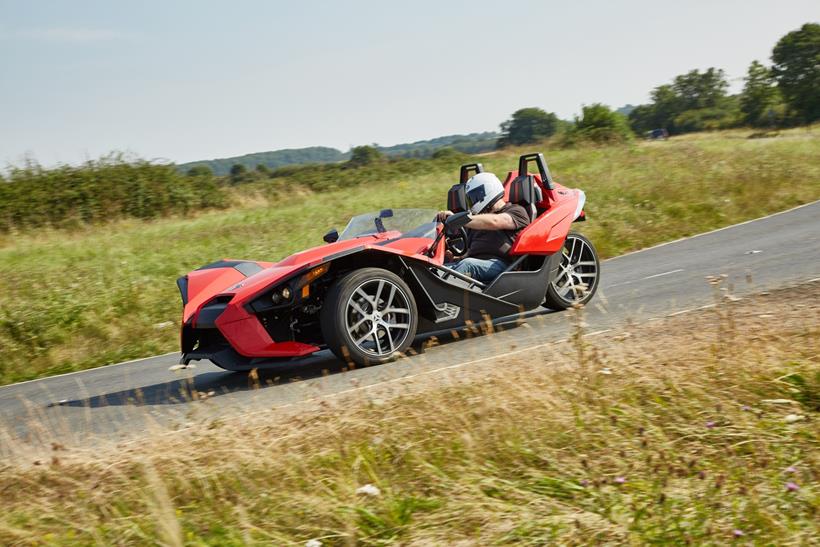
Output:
[465,172,504,215]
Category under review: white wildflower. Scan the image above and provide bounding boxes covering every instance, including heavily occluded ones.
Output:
[305,540,322,547]
[355,484,381,497]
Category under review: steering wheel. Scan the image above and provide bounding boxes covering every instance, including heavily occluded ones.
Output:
[445,226,469,257]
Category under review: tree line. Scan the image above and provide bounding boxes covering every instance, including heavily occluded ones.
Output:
[498,23,819,146]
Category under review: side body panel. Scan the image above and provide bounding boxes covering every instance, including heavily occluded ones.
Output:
[483,254,557,307]
[401,259,521,333]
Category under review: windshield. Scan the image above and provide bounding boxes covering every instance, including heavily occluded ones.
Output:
[339,208,438,240]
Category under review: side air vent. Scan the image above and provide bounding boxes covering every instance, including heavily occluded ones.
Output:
[196,295,234,328]
[434,302,461,322]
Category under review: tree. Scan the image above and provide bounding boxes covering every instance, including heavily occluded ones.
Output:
[771,23,820,123]
[628,103,659,134]
[186,165,213,177]
[229,163,247,184]
[629,83,688,134]
[740,61,783,127]
[348,145,384,166]
[573,104,632,143]
[671,68,729,111]
[498,108,560,147]
[628,68,734,135]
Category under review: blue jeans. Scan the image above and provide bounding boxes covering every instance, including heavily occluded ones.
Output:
[446,257,509,284]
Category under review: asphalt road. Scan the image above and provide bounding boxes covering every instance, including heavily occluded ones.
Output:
[2,201,819,453]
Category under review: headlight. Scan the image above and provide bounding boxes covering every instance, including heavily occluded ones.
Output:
[271,286,292,304]
[251,263,330,313]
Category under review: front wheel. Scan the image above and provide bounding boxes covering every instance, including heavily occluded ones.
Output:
[543,232,600,310]
[320,268,418,366]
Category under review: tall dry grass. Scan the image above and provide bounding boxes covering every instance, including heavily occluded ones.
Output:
[0,282,817,545]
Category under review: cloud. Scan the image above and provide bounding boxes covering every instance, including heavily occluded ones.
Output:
[1,27,135,43]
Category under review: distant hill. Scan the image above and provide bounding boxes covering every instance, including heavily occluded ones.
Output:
[377,132,499,158]
[177,147,347,176]
[177,132,500,175]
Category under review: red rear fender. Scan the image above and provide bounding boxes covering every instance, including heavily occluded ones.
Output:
[510,190,582,255]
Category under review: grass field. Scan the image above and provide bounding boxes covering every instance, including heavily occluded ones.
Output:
[0,127,819,384]
[1,283,817,545]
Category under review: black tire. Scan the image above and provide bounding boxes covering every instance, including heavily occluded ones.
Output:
[320,267,418,366]
[543,231,600,310]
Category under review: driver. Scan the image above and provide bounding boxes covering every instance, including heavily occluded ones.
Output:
[437,172,530,283]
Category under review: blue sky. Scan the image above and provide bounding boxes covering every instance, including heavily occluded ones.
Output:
[1,0,817,165]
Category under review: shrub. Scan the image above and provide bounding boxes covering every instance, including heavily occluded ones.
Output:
[561,104,632,146]
[0,155,228,231]
[348,146,384,166]
[673,105,742,133]
[430,147,466,161]
[498,108,561,147]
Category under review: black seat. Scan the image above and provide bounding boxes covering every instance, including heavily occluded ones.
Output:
[507,175,543,221]
[447,183,467,213]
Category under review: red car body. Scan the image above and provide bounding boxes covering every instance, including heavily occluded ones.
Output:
[178,153,596,370]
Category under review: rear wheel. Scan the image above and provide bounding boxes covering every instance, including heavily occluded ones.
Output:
[321,268,418,366]
[544,232,600,310]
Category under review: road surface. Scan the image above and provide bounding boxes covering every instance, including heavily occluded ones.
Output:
[1,201,818,452]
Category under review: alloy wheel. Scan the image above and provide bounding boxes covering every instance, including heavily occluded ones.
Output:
[550,234,599,303]
[344,278,413,357]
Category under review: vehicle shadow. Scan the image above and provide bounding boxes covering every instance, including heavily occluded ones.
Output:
[51,308,555,408]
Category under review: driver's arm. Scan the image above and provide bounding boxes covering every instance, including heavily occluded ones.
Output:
[436,210,515,230]
[466,212,515,230]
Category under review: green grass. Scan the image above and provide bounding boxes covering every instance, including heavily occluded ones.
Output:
[1,127,819,384]
[1,285,817,544]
